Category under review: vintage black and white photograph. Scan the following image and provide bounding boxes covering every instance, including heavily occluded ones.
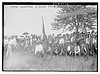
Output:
[3,2,98,71]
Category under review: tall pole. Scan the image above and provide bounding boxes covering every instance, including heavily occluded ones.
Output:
[41,16,48,52]
[42,16,45,35]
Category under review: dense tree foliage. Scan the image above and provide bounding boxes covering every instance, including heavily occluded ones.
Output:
[51,5,97,42]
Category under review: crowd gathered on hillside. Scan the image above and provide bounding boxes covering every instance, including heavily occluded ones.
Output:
[4,30,97,58]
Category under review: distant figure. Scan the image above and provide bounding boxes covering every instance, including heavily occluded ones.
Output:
[35,43,44,55]
[74,43,80,57]
[59,37,64,45]
[6,44,12,57]
[6,37,18,58]
[9,38,18,49]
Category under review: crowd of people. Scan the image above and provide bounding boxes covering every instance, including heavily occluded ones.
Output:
[4,30,97,58]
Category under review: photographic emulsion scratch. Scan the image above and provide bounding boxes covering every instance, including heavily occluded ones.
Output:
[2,2,98,72]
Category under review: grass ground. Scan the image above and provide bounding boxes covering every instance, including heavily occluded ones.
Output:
[3,48,97,71]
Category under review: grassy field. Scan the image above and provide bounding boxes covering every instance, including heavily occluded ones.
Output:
[3,49,97,71]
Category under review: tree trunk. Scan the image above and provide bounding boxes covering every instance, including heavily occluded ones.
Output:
[75,23,79,42]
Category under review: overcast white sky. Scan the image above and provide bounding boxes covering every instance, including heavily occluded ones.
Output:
[4,5,97,36]
[4,5,63,36]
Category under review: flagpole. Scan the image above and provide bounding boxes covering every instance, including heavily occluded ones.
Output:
[41,16,48,52]
[42,16,45,35]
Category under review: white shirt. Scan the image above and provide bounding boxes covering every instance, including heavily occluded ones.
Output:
[86,38,90,44]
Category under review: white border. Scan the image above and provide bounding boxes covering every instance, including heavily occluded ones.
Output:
[0,0,99,74]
